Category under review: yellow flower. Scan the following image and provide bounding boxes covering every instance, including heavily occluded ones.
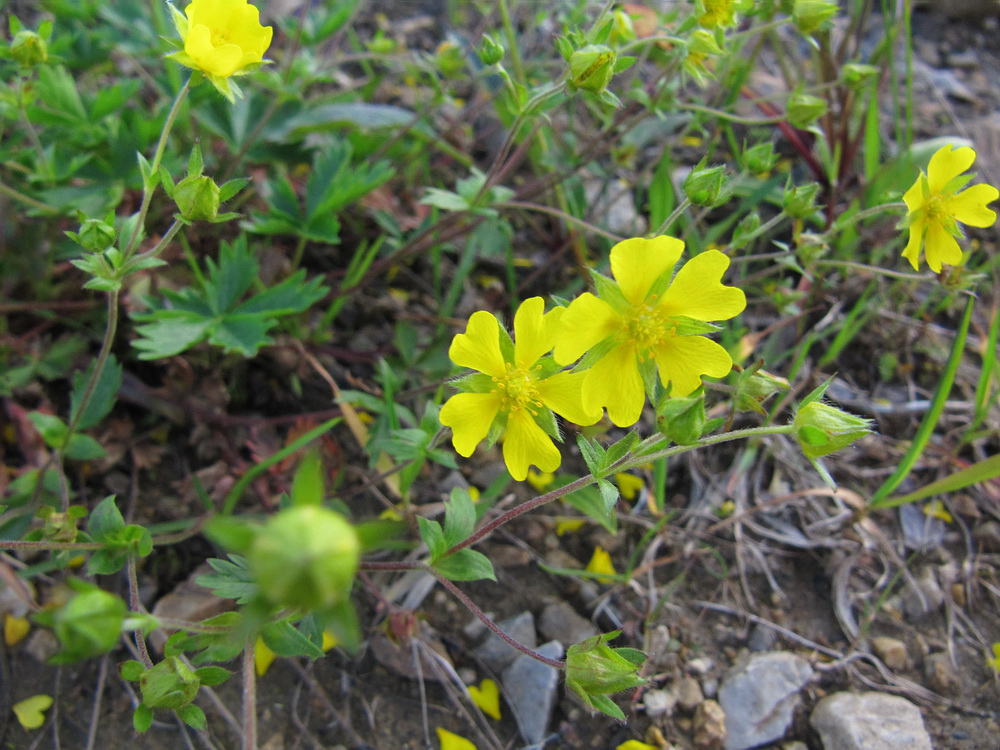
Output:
[168,0,272,100]
[586,545,617,582]
[698,0,737,28]
[554,236,746,427]
[4,613,30,646]
[614,472,645,500]
[923,499,952,523]
[440,297,601,481]
[436,727,478,750]
[901,145,999,272]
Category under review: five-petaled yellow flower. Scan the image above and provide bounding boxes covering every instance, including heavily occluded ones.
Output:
[439,297,601,481]
[168,0,272,100]
[901,144,998,272]
[554,236,745,428]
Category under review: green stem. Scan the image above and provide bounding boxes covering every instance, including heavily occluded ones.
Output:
[0,180,57,214]
[735,211,787,247]
[123,76,191,261]
[499,200,625,242]
[810,258,927,281]
[651,197,692,236]
[679,103,787,125]
[497,0,525,84]
[65,289,119,438]
[242,639,258,750]
[0,539,105,551]
[830,201,906,231]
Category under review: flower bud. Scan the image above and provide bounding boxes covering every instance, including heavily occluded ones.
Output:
[45,585,126,663]
[68,218,117,253]
[842,63,879,90]
[139,657,200,709]
[247,505,360,611]
[782,180,820,219]
[734,368,789,415]
[569,44,617,94]
[794,401,873,458]
[683,161,729,207]
[787,91,827,129]
[10,30,47,67]
[565,631,646,718]
[173,174,221,222]
[657,394,706,444]
[477,33,504,65]
[742,142,778,175]
[793,0,838,34]
[610,9,637,45]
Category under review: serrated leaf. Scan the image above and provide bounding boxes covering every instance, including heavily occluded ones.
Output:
[432,548,496,581]
[133,703,153,733]
[597,478,620,514]
[603,432,638,469]
[576,436,605,477]
[196,556,259,604]
[261,619,325,659]
[442,487,476,549]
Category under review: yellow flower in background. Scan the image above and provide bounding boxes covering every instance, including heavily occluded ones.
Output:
[586,545,617,582]
[554,236,746,428]
[616,741,660,750]
[440,297,602,481]
[468,678,501,720]
[437,727,478,750]
[13,695,53,731]
[168,0,272,101]
[4,614,30,646]
[901,144,999,272]
[987,643,1000,675]
[698,0,737,28]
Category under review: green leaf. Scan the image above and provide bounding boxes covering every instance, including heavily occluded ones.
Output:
[88,495,125,541]
[432,548,496,581]
[87,549,128,576]
[133,703,153,733]
[261,619,325,659]
[65,434,106,460]
[882,453,1000,508]
[70,355,122,430]
[291,451,324,507]
[442,487,476,549]
[121,661,145,681]
[176,704,206,731]
[417,517,446,559]
[563,483,616,533]
[196,556,259,604]
[28,412,68,449]
[194,666,232,687]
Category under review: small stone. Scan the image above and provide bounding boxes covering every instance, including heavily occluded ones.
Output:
[643,688,677,717]
[538,601,598,646]
[687,656,716,675]
[503,640,563,747]
[676,676,704,712]
[871,637,908,670]
[718,652,814,750]
[782,743,808,750]
[694,699,727,749]
[475,611,536,672]
[810,691,932,750]
[647,625,676,670]
[24,629,59,663]
[974,521,1000,552]
[900,568,945,619]
[924,651,961,695]
[950,494,979,519]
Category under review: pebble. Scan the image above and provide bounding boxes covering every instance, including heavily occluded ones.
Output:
[643,688,677,717]
[676,675,704,712]
[871,636,908,670]
[899,568,945,619]
[810,691,932,750]
[538,601,598,646]
[687,656,716,675]
[974,520,1000,552]
[924,651,961,695]
[647,624,675,669]
[693,699,727,749]
[24,629,59,663]
[503,640,563,747]
[717,651,814,750]
[475,611,536,672]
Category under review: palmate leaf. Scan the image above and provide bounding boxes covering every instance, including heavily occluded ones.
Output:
[132,237,327,359]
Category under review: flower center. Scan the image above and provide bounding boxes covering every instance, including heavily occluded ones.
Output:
[493,365,543,414]
[210,28,229,48]
[624,297,677,356]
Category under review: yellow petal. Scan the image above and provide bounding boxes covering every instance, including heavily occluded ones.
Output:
[450,311,507,378]
[900,221,926,270]
[652,335,733,397]
[586,545,617,581]
[553,293,623,365]
[923,500,952,523]
[583,343,644,428]
[436,727,478,750]
[610,236,685,305]
[657,250,746,321]
[926,144,975,195]
[255,636,276,676]
[184,24,245,78]
[616,741,660,750]
[537,371,603,426]
[555,518,587,535]
[923,220,963,273]
[4,614,30,646]
[440,392,502,457]
[947,183,999,227]
[468,678,501,720]
[527,469,555,492]
[502,409,561,481]
[322,631,338,651]
[513,297,559,368]
[13,694,53,731]
[614,472,645,501]
[902,175,926,212]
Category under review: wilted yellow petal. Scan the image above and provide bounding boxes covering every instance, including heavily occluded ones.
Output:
[255,636,276,676]
[436,727,478,750]
[468,678,501,720]
[923,500,952,523]
[4,614,30,646]
[13,695,53,731]
[555,518,587,536]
